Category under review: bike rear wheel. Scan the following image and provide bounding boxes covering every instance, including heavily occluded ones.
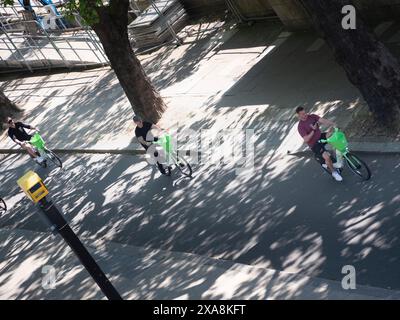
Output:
[45,148,62,168]
[345,153,371,181]
[176,155,192,177]
[0,198,6,214]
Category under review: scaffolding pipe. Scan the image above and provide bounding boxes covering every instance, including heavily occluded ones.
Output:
[35,19,70,67]
[1,38,25,69]
[0,21,33,72]
[0,3,109,72]
[25,35,49,68]
[73,13,108,63]
[150,0,183,46]
[64,37,83,62]
[85,29,108,63]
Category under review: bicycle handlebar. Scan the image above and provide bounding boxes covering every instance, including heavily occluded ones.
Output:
[318,127,341,144]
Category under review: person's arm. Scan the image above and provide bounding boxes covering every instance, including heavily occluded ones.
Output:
[302,130,316,144]
[150,124,168,141]
[137,136,152,146]
[19,123,31,129]
[15,139,25,146]
[20,123,39,131]
[151,124,165,132]
[299,123,317,144]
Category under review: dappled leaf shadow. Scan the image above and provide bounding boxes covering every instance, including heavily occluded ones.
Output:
[1,20,400,299]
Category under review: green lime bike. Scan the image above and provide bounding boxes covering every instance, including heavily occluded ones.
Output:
[29,132,63,169]
[0,198,6,215]
[318,128,371,181]
[152,133,193,177]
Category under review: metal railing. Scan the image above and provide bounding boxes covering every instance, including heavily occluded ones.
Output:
[0,1,109,73]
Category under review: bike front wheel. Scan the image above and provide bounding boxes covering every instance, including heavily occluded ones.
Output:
[176,155,192,177]
[345,153,371,181]
[45,148,63,168]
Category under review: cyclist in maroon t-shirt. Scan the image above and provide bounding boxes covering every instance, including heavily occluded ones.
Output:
[296,107,343,182]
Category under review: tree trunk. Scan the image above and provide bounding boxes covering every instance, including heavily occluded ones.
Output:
[92,1,166,123]
[0,89,20,125]
[300,0,400,128]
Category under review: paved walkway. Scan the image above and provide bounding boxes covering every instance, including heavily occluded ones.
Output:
[1,20,400,155]
[1,152,400,299]
[2,228,400,299]
[2,19,400,300]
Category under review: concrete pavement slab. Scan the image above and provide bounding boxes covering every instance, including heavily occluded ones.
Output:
[1,21,400,156]
[1,228,400,300]
[1,152,400,292]
[2,20,400,300]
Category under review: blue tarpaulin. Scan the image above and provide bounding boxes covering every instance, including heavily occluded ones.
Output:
[18,0,68,29]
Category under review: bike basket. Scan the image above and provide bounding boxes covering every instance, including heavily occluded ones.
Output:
[327,130,348,152]
[157,134,172,153]
[30,133,45,149]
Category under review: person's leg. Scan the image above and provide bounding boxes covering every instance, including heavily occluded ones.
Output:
[153,150,167,174]
[335,149,344,168]
[143,144,166,175]
[323,150,343,181]
[156,162,167,174]
[21,142,37,158]
[313,141,342,181]
[322,151,334,173]
[312,142,328,166]
[320,133,342,168]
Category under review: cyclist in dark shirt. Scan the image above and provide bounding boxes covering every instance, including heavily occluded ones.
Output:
[6,117,44,164]
[133,115,168,175]
[134,118,155,150]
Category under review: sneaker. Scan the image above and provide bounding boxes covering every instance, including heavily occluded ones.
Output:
[332,171,343,182]
[322,164,328,170]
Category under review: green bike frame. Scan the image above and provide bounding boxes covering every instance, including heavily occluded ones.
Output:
[153,133,193,177]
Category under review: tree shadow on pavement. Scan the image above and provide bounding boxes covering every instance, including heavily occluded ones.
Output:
[0,68,136,151]
[139,20,233,91]
[2,21,400,300]
[1,145,399,299]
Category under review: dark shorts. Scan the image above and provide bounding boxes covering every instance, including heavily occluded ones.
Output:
[311,132,328,164]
